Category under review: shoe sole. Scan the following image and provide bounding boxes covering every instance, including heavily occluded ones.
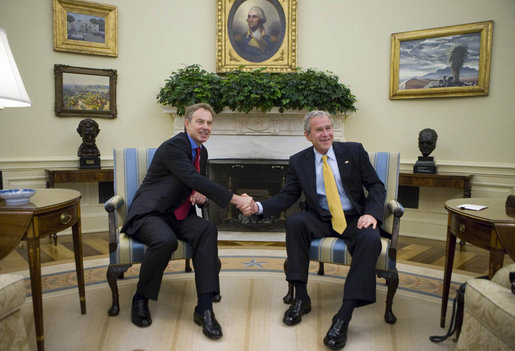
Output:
[323,337,346,350]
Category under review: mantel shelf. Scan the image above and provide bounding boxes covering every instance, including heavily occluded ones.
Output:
[162,106,345,139]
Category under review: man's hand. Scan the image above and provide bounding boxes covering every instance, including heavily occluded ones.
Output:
[239,193,258,216]
[357,214,377,229]
[190,191,207,205]
[231,193,253,211]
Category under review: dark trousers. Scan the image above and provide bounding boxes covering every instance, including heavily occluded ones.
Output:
[285,210,381,307]
[131,211,220,301]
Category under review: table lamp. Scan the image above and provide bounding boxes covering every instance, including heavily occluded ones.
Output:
[0,27,31,259]
[0,27,31,109]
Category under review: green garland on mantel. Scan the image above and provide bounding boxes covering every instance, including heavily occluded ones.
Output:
[157,64,357,116]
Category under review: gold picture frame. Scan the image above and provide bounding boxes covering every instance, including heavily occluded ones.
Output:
[389,21,493,100]
[54,64,117,118]
[53,0,118,57]
[216,0,297,72]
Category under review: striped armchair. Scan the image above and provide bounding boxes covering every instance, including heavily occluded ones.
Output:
[283,152,404,324]
[104,148,196,316]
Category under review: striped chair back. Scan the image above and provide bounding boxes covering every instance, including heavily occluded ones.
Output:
[112,148,157,227]
[109,148,192,265]
[368,152,400,235]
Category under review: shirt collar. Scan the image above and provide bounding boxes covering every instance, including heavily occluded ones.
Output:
[186,133,202,151]
[314,145,335,163]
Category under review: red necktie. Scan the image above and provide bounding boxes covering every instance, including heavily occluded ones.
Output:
[174,147,200,220]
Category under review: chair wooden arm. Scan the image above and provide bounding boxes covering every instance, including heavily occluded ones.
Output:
[387,199,404,218]
[104,194,124,212]
[386,199,404,260]
[104,194,124,254]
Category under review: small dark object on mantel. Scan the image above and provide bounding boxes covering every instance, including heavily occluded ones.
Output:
[414,128,438,174]
[77,118,101,169]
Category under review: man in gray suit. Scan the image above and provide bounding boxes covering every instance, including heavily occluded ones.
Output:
[122,103,251,339]
[242,110,386,350]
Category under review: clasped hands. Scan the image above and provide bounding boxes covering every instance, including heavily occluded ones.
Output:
[230,193,258,216]
[191,192,257,216]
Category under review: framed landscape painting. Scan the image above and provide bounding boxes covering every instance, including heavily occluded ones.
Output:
[216,0,297,72]
[389,21,493,99]
[54,64,117,118]
[53,0,118,57]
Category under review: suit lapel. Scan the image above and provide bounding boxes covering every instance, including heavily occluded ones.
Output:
[302,147,318,199]
[333,142,351,180]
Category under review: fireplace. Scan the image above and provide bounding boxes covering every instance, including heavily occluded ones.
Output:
[208,159,302,232]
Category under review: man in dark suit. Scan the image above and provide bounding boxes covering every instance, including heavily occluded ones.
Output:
[122,103,251,339]
[242,110,386,350]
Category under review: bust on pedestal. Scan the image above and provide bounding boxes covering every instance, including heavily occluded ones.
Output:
[77,118,101,169]
[414,128,438,174]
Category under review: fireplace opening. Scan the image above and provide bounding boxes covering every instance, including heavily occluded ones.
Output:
[208,159,302,232]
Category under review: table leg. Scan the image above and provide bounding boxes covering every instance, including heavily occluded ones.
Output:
[72,217,86,314]
[45,173,59,246]
[26,221,45,351]
[441,225,457,328]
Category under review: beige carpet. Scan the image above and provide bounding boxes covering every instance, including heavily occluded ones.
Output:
[18,248,468,351]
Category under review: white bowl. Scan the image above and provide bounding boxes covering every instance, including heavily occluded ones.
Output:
[0,189,36,205]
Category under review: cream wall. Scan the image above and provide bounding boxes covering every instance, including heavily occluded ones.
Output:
[1,0,514,239]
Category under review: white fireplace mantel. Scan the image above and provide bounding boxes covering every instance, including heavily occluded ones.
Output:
[163,107,345,159]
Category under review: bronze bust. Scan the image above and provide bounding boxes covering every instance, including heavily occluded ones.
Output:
[418,128,438,157]
[77,118,101,168]
[414,128,438,174]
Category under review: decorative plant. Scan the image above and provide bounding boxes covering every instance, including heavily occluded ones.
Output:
[157,64,357,116]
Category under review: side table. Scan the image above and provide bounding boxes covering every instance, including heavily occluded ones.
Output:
[399,172,473,249]
[441,198,514,328]
[399,172,472,197]
[44,168,113,244]
[45,167,113,188]
[0,188,86,351]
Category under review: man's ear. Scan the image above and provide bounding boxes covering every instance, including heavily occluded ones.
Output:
[304,131,311,142]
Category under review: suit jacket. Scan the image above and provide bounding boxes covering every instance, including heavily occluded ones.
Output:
[261,142,386,226]
[121,132,233,235]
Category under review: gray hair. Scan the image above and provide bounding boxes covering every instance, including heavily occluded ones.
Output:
[303,110,333,133]
[185,103,215,122]
[249,6,267,23]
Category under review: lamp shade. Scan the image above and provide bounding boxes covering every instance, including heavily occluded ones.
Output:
[0,27,31,108]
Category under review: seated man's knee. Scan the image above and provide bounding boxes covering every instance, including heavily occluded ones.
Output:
[285,213,306,233]
[154,235,178,253]
[359,227,381,249]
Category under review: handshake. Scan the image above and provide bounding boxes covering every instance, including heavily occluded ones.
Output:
[231,193,259,216]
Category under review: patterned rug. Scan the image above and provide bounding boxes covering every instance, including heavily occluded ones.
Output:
[25,249,465,301]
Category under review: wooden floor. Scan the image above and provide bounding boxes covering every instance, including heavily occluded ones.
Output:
[0,232,512,276]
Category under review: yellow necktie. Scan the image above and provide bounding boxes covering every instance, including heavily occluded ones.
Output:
[322,155,347,234]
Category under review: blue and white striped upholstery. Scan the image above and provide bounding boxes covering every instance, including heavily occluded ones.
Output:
[308,152,400,272]
[109,148,193,266]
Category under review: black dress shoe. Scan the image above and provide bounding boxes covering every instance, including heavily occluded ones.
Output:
[323,317,348,350]
[131,296,152,327]
[194,309,223,339]
[283,298,311,326]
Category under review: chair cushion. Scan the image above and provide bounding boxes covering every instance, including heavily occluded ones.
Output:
[0,274,25,320]
[309,237,395,271]
[456,277,515,351]
[109,229,193,265]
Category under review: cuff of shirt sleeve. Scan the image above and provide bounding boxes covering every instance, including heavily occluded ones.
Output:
[257,201,263,215]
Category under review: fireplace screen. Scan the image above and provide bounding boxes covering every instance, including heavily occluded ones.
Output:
[207,159,302,232]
